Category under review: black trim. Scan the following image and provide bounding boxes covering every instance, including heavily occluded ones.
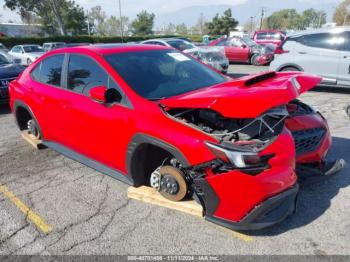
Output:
[43,141,134,186]
[126,133,190,185]
[277,63,304,72]
[205,184,299,231]
[192,177,220,216]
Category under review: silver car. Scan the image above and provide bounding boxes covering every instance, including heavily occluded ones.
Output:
[270,26,350,88]
[8,44,45,66]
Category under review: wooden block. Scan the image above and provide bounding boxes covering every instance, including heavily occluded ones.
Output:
[21,131,46,150]
[128,186,203,217]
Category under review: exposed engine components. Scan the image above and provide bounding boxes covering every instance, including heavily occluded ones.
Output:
[150,165,189,202]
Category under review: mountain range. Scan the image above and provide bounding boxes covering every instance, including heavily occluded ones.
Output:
[155,0,341,28]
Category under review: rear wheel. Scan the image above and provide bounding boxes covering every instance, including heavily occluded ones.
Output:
[281,66,300,72]
[250,54,260,66]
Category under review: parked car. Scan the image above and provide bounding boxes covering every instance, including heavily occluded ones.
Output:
[253,30,286,47]
[270,26,350,88]
[208,37,274,65]
[8,45,44,66]
[9,44,342,231]
[0,43,9,53]
[141,38,196,51]
[43,42,66,52]
[183,46,229,74]
[0,52,24,104]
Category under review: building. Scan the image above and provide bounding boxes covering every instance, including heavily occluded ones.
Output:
[0,22,45,37]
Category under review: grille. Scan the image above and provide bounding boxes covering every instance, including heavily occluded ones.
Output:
[292,128,326,155]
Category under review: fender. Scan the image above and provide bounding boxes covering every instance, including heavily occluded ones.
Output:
[126,133,190,185]
[277,63,304,72]
[13,100,43,136]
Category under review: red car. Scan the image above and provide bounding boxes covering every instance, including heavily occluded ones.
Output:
[253,30,286,47]
[9,44,342,231]
[209,37,274,65]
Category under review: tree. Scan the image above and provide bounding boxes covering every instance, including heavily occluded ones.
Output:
[89,6,107,35]
[164,23,176,34]
[266,9,302,30]
[206,9,238,36]
[131,11,155,35]
[333,0,350,26]
[176,23,188,35]
[4,0,87,35]
[301,9,326,28]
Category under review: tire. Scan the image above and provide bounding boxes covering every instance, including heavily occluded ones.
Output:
[281,66,300,72]
[27,58,33,65]
[250,54,260,66]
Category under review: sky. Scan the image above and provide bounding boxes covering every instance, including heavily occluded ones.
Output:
[0,0,341,24]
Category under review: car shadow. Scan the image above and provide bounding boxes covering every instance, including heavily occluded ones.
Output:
[246,136,350,236]
[0,104,11,115]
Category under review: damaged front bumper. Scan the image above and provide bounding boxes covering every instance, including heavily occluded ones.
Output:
[205,184,298,231]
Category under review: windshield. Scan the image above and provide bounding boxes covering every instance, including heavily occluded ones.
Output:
[0,53,11,65]
[105,50,226,100]
[166,40,196,51]
[23,45,43,53]
[242,37,257,47]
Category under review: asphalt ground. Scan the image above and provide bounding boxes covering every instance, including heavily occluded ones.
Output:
[0,64,349,255]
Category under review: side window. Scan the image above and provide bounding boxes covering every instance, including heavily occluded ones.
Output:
[31,55,64,87]
[67,55,108,95]
[12,46,22,53]
[300,33,345,51]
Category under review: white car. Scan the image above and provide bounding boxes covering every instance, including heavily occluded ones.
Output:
[270,26,350,88]
[8,45,45,66]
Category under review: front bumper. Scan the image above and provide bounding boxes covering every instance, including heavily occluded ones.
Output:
[205,184,298,231]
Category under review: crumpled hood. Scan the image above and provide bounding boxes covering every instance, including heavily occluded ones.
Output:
[161,72,322,118]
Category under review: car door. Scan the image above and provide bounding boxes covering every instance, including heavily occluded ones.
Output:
[27,54,67,142]
[295,32,342,84]
[225,38,249,63]
[337,31,350,86]
[59,54,135,171]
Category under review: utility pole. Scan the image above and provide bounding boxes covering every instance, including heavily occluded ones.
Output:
[259,7,266,30]
[118,0,124,43]
[86,9,91,36]
[250,16,255,34]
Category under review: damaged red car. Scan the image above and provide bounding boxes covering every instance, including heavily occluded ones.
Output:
[9,44,344,231]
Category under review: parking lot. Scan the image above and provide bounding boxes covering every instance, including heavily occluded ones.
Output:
[0,64,349,255]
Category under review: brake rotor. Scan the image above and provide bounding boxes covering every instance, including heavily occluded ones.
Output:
[158,166,188,202]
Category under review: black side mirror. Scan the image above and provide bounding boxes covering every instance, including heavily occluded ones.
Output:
[105,88,122,104]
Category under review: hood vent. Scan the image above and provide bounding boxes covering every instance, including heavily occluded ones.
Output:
[244,72,277,87]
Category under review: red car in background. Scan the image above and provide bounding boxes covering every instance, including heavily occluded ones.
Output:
[253,30,286,47]
[209,36,274,65]
[9,44,343,231]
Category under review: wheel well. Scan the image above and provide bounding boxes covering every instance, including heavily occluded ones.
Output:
[279,65,301,72]
[16,106,32,130]
[129,143,174,186]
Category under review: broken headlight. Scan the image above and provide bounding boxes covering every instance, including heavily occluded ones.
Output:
[205,141,272,169]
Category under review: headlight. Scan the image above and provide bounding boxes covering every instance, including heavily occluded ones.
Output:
[205,142,271,169]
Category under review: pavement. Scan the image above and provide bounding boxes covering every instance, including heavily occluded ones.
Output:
[0,64,350,255]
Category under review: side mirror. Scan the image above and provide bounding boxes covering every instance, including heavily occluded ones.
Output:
[89,86,123,104]
[241,44,247,48]
[89,86,107,103]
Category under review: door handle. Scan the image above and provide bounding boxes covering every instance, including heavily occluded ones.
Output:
[298,51,307,55]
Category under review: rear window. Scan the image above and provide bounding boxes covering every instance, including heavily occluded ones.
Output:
[257,32,284,41]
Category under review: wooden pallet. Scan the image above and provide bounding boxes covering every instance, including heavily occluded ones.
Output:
[21,131,46,150]
[128,186,203,217]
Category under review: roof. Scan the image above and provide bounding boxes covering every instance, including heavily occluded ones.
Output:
[50,43,172,56]
[289,26,350,37]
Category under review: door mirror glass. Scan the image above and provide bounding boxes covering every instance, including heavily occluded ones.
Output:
[89,86,107,103]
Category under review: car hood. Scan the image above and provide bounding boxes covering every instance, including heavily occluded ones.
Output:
[160,72,322,118]
[0,64,25,79]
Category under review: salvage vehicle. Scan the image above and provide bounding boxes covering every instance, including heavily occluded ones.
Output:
[253,30,286,47]
[9,44,343,231]
[183,46,229,74]
[0,52,24,104]
[141,38,196,51]
[209,37,274,65]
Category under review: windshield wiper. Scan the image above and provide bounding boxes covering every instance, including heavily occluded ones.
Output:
[148,97,165,101]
